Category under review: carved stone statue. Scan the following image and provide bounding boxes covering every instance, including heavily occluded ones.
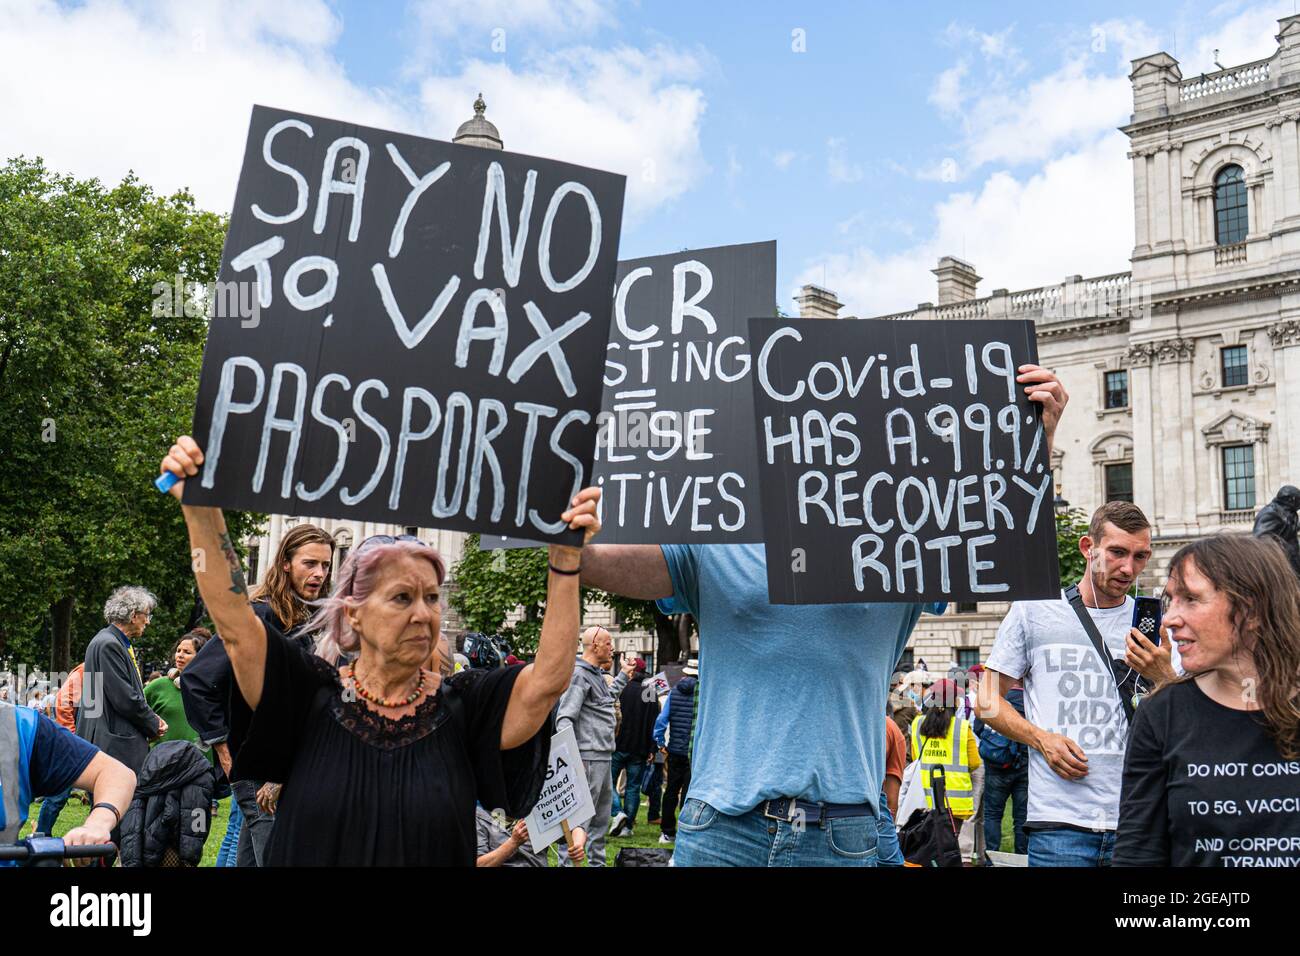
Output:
[1253,485,1300,578]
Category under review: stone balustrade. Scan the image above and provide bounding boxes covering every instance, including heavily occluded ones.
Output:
[874,270,1138,326]
[1217,509,1257,527]
[1179,58,1270,101]
[933,299,989,320]
[1215,242,1248,266]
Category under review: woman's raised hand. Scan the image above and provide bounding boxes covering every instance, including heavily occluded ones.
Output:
[560,487,602,546]
[159,436,205,500]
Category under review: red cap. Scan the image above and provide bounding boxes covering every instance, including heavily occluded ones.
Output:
[634,657,647,671]
[926,678,961,707]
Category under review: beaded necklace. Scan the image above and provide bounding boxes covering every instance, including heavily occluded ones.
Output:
[347,663,427,708]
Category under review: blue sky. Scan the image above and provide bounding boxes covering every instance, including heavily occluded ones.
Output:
[3,0,1294,313]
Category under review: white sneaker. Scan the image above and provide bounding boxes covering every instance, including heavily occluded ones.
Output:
[608,812,628,836]
[659,833,674,844]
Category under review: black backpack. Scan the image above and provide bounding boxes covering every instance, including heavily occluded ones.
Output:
[615,847,673,867]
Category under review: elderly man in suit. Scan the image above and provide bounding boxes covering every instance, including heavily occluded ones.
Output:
[78,586,166,775]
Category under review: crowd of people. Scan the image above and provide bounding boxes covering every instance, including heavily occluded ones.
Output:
[2,361,1299,868]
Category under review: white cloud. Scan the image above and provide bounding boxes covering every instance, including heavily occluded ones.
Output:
[796,132,1133,317]
[409,0,615,37]
[925,18,1165,176]
[1188,0,1291,73]
[1088,18,1163,64]
[771,149,798,170]
[963,58,1130,167]
[417,45,708,220]
[826,137,863,183]
[836,209,915,239]
[402,0,617,73]
[940,22,1023,66]
[930,61,969,114]
[934,10,1292,177]
[0,0,409,213]
[726,145,742,184]
[0,0,706,223]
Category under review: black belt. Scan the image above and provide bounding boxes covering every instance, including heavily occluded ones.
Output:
[761,798,874,824]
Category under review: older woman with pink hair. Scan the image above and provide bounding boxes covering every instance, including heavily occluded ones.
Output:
[158,435,600,865]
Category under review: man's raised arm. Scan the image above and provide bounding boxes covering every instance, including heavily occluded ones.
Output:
[580,544,674,600]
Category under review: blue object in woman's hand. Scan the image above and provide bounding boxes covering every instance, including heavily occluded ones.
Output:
[154,471,180,494]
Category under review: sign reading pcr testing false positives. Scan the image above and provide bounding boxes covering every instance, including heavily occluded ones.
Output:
[595,240,775,543]
[524,726,594,853]
[749,319,1060,604]
[482,240,774,550]
[183,106,625,544]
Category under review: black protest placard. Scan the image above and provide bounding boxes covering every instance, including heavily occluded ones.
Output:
[182,106,625,544]
[594,240,774,543]
[749,318,1060,604]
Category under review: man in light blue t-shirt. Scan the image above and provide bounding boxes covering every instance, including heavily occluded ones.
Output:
[575,366,1069,866]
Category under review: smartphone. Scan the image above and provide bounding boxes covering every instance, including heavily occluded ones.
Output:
[1132,596,1162,646]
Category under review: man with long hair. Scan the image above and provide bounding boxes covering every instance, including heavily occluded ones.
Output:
[248,525,334,642]
[180,525,333,866]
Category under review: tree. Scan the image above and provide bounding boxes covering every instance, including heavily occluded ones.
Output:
[0,157,262,676]
[1056,507,1090,586]
[450,535,694,662]
[449,536,558,654]
[599,591,694,669]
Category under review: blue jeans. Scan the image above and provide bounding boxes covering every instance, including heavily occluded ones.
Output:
[982,765,1028,854]
[232,779,273,866]
[643,762,664,820]
[876,792,904,867]
[1028,827,1115,867]
[673,798,879,867]
[610,751,650,823]
[217,797,243,868]
[34,787,73,836]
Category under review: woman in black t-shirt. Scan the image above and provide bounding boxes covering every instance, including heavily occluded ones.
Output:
[158,435,601,865]
[1115,534,1300,867]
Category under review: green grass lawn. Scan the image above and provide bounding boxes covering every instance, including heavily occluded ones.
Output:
[27,794,233,867]
[28,786,1021,866]
[996,799,1017,854]
[543,794,665,866]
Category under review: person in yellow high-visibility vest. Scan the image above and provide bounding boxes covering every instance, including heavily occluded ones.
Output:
[909,678,981,820]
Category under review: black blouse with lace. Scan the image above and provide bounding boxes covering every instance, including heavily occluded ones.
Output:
[232,620,551,866]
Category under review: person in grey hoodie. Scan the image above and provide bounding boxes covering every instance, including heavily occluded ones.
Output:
[555,626,633,866]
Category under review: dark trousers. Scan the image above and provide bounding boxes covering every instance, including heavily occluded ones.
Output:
[231,779,274,867]
[982,764,1028,854]
[34,786,73,835]
[662,753,691,836]
[643,761,664,820]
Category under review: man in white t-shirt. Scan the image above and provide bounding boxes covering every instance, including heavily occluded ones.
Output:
[978,502,1176,867]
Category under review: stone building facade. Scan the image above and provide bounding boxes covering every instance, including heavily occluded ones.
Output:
[833,19,1300,671]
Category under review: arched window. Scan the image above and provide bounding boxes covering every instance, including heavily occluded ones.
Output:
[1214,165,1248,245]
